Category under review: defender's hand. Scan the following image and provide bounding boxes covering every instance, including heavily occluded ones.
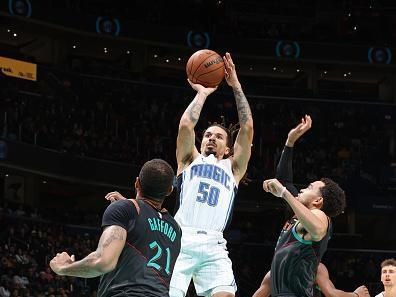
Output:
[105,191,127,203]
[263,179,286,198]
[50,252,75,275]
[286,115,312,147]
[354,285,370,297]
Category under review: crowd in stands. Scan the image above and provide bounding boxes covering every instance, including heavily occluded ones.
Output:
[0,206,100,297]
[1,69,395,204]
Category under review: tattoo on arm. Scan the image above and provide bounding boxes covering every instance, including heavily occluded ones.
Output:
[101,226,124,249]
[186,100,204,124]
[233,88,252,124]
[61,226,125,278]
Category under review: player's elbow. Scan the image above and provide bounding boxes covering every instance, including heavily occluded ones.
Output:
[310,226,327,241]
[96,258,117,274]
[179,115,194,129]
[239,122,254,142]
[241,118,254,132]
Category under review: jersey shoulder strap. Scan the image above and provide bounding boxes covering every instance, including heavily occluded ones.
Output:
[128,199,141,215]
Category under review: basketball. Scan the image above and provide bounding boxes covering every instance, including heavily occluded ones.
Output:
[186,49,225,88]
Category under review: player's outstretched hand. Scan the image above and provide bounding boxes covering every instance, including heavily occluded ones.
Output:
[223,52,240,89]
[105,191,127,203]
[354,285,370,297]
[263,179,286,198]
[286,114,312,147]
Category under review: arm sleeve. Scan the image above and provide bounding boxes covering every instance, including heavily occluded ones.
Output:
[275,146,299,196]
[101,199,138,230]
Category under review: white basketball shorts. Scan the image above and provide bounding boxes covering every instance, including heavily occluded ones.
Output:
[169,227,237,297]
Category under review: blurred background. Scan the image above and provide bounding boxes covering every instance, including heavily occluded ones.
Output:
[0,0,395,296]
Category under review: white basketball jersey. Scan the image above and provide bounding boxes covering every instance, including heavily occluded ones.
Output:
[174,154,238,232]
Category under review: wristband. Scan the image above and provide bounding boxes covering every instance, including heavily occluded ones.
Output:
[280,186,287,198]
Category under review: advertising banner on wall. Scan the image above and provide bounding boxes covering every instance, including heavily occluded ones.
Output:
[0,56,37,81]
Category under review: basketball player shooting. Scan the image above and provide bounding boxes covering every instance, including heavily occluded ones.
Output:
[169,52,254,297]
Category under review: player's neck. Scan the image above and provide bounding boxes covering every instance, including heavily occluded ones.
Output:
[384,286,396,297]
[137,197,163,211]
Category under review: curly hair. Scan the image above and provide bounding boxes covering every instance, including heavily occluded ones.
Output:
[381,258,396,268]
[319,178,346,217]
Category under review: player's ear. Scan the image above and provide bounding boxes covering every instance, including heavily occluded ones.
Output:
[135,177,140,191]
[313,196,323,209]
[224,146,231,156]
[166,185,174,197]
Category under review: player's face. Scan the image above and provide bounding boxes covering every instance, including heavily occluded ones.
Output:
[200,126,230,159]
[297,181,325,207]
[381,265,396,287]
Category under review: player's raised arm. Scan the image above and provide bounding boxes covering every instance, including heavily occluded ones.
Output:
[276,115,312,195]
[263,178,329,241]
[176,80,217,175]
[223,52,254,184]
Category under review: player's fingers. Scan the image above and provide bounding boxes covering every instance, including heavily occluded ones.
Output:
[306,115,312,125]
[105,194,115,200]
[295,123,304,131]
[225,53,235,68]
[263,180,269,192]
[105,191,117,199]
[223,55,230,66]
[226,52,233,62]
[269,182,277,193]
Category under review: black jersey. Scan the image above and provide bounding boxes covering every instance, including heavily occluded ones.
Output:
[97,199,181,297]
[270,217,332,297]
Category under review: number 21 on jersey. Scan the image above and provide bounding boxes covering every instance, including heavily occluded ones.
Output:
[147,241,171,275]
